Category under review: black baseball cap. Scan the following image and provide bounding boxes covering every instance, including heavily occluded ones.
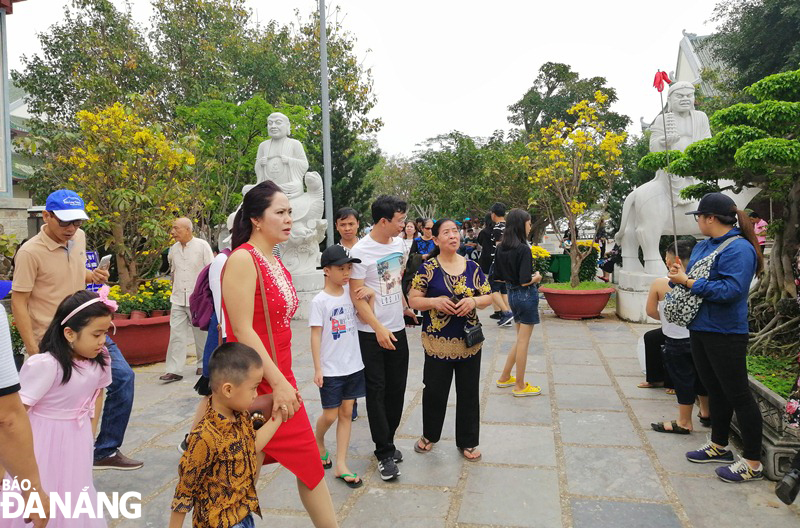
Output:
[318,245,362,269]
[684,193,736,217]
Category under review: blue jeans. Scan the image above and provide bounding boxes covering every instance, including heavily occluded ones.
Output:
[232,513,254,528]
[94,337,135,460]
[202,312,220,377]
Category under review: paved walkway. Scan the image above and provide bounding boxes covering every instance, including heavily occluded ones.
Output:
[96,307,800,527]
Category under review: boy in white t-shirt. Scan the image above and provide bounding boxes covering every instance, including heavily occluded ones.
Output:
[310,245,367,489]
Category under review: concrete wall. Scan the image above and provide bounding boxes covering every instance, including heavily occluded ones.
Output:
[0,195,31,239]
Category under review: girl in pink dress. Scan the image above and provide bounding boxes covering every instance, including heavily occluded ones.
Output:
[1,289,115,528]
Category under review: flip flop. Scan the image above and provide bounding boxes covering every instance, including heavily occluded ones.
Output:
[651,420,691,435]
[336,473,363,489]
[665,388,676,395]
[414,436,433,453]
[459,446,482,461]
[697,414,712,427]
[637,382,664,389]
[321,451,332,469]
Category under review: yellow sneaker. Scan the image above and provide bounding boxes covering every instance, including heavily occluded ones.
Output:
[496,376,516,388]
[512,383,542,397]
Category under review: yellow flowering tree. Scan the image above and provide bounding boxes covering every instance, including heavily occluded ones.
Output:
[523,91,626,287]
[59,103,199,293]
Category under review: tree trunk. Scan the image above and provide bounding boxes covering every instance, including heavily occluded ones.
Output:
[530,217,549,244]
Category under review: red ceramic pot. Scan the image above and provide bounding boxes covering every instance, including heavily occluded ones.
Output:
[151,310,166,318]
[112,315,170,365]
[539,286,615,320]
[129,310,148,320]
[113,313,130,320]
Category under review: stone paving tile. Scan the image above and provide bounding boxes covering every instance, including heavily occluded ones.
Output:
[564,446,666,500]
[616,375,676,400]
[389,442,464,487]
[643,430,710,476]
[552,364,612,385]
[343,487,452,527]
[559,410,641,447]
[627,398,684,429]
[596,342,639,358]
[457,466,562,527]
[555,384,625,411]
[398,401,456,439]
[550,348,602,366]
[669,475,798,528]
[571,499,682,528]
[479,423,557,467]
[483,392,553,424]
[604,357,646,377]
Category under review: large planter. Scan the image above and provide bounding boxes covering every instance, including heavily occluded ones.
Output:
[730,375,800,480]
[539,286,615,320]
[112,315,170,366]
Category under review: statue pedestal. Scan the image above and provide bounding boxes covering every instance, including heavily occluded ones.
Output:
[292,271,324,320]
[615,269,661,324]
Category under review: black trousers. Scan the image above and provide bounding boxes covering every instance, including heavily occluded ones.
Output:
[793,450,800,471]
[690,330,762,460]
[644,328,673,388]
[359,330,409,461]
[662,337,707,405]
[422,350,481,449]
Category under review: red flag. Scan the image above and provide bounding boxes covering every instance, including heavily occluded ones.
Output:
[653,70,672,92]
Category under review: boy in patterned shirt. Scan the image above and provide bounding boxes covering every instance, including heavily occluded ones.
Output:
[170,343,281,528]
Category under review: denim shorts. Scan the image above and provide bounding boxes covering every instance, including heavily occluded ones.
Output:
[507,284,540,325]
[232,513,254,528]
[320,369,366,409]
[488,263,507,294]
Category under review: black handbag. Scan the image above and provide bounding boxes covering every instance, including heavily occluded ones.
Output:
[439,258,485,347]
[464,323,485,347]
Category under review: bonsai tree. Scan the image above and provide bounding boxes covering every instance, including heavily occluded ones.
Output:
[58,102,199,293]
[522,91,627,287]
[640,69,800,360]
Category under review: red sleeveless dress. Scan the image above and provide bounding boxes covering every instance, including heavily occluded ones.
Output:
[222,243,324,489]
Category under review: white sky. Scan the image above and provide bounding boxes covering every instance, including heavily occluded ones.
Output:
[7,0,721,156]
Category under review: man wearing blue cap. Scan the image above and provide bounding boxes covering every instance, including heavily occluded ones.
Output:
[12,189,143,471]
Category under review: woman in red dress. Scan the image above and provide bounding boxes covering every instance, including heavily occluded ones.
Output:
[222,181,337,527]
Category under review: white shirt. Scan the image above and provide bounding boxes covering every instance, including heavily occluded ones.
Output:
[168,237,214,306]
[209,252,229,338]
[658,300,690,339]
[0,305,20,395]
[308,286,364,377]
[350,235,407,333]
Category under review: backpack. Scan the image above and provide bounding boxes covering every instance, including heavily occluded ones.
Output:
[663,236,741,327]
[189,249,231,330]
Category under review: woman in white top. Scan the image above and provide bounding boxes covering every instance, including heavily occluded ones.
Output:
[646,240,710,434]
[400,221,416,251]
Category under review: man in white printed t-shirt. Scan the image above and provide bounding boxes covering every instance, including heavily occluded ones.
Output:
[349,195,417,482]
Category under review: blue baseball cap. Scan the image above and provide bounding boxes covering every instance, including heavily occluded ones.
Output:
[45,190,89,222]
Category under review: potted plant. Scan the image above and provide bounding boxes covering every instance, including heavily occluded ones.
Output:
[522,92,625,318]
[108,281,172,365]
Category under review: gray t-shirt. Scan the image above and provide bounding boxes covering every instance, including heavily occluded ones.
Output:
[0,305,20,396]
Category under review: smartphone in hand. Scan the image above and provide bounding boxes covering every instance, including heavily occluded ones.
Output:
[98,254,112,270]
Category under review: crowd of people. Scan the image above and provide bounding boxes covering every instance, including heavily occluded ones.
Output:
[0,186,798,528]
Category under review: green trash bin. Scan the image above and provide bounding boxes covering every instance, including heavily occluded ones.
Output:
[548,254,571,283]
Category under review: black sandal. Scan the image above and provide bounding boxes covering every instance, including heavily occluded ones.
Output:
[651,420,691,435]
[697,414,711,427]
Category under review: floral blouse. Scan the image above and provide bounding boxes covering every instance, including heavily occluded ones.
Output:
[412,258,490,360]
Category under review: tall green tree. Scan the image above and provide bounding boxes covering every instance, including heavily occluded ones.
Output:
[706,0,800,91]
[12,0,163,124]
[508,62,630,135]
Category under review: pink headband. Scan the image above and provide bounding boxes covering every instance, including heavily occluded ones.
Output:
[61,285,118,326]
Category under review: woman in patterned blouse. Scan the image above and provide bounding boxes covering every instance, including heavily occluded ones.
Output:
[409,219,492,461]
